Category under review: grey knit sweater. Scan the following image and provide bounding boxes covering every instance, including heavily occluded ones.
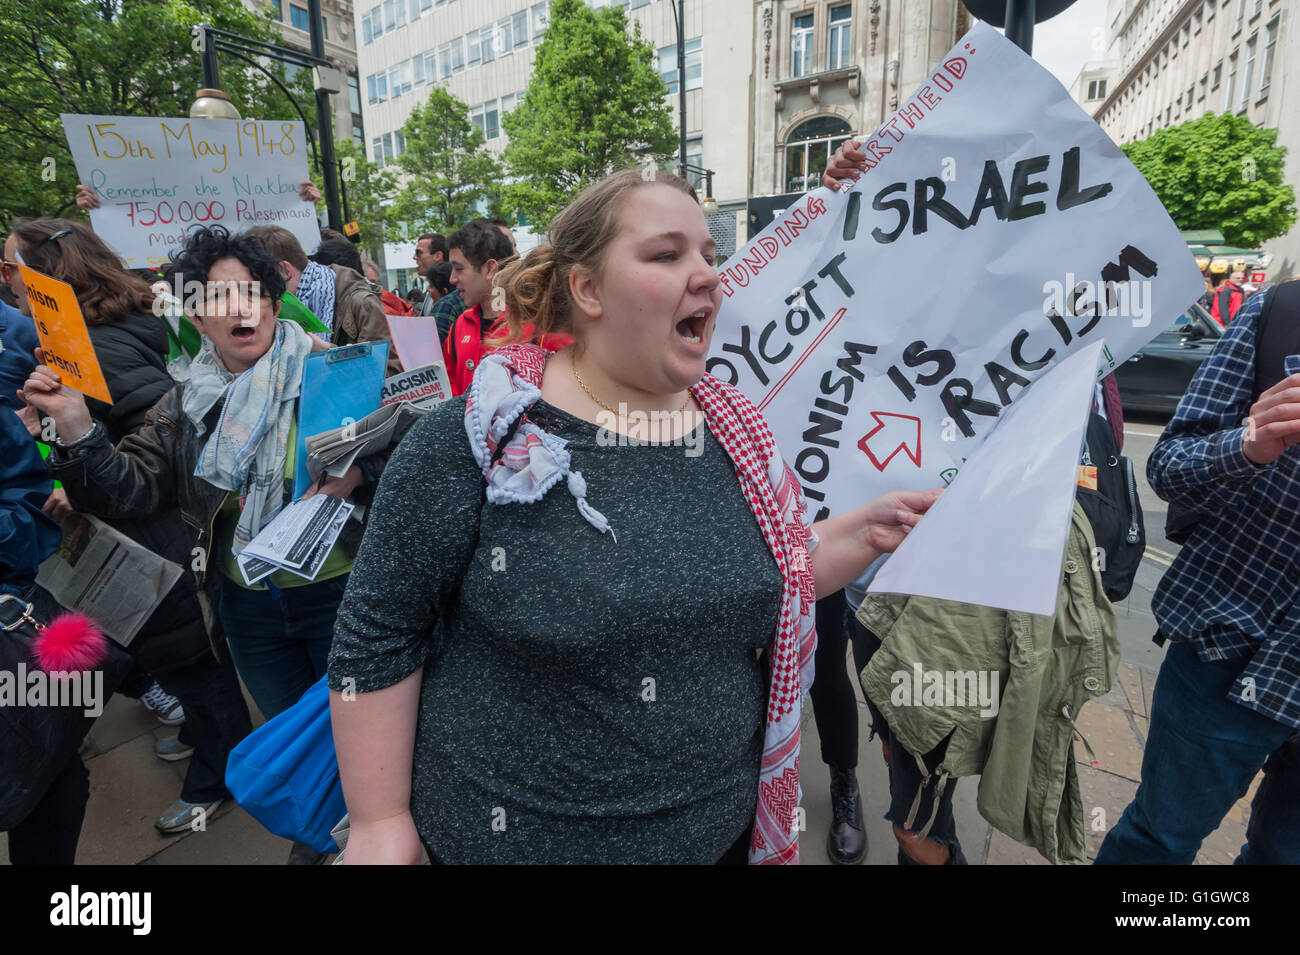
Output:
[328,395,783,863]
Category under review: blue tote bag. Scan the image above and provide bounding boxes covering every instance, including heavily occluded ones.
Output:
[226,675,344,853]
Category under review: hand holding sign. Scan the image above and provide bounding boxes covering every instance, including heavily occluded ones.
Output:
[19,347,96,446]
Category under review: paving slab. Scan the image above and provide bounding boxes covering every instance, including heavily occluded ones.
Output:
[1074,700,1144,782]
[1116,663,1146,718]
[75,734,196,865]
[150,806,292,865]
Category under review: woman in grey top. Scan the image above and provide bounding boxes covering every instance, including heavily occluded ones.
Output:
[328,170,939,864]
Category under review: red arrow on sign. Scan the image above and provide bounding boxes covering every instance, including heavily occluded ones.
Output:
[857,412,922,471]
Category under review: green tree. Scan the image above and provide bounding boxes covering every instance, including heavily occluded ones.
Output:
[502,0,677,229]
[1121,112,1297,247]
[335,137,400,256]
[388,86,504,235]
[0,0,315,230]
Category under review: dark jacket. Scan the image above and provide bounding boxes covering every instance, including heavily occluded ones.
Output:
[330,265,402,375]
[0,398,60,597]
[48,385,391,658]
[81,312,209,672]
[0,302,40,402]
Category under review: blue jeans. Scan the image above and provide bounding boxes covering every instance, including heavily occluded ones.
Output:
[1096,639,1300,865]
[218,574,348,721]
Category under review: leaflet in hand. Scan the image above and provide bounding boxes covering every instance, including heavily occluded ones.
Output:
[235,496,353,586]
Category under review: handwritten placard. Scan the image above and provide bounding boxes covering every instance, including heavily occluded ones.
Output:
[60,113,321,269]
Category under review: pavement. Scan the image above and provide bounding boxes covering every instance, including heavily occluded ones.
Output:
[0,420,1261,865]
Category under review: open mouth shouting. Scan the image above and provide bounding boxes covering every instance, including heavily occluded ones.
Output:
[230,321,259,342]
[676,307,712,346]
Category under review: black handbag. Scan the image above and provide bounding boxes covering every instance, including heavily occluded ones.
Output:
[1075,413,1146,602]
[0,587,132,831]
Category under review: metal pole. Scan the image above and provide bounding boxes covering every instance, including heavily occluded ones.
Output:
[1003,0,1036,54]
[674,0,687,177]
[308,0,342,231]
[197,24,220,88]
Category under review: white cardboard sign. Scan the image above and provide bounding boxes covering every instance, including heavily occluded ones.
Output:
[707,21,1203,529]
[867,340,1103,616]
[61,113,320,269]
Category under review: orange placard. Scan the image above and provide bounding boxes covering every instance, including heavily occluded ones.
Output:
[17,264,113,404]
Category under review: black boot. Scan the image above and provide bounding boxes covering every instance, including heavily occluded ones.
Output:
[827,768,867,865]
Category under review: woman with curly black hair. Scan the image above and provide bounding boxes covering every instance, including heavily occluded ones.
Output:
[20,226,393,862]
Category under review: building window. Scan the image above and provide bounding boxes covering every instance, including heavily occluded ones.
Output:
[321,16,327,39]
[1212,60,1222,88]
[684,139,703,189]
[1259,17,1277,100]
[451,35,465,72]
[484,101,500,140]
[1198,75,1208,100]
[1194,6,1202,33]
[290,4,310,30]
[1240,33,1256,110]
[513,11,529,48]
[1224,50,1238,109]
[1250,0,1262,20]
[269,0,282,20]
[828,5,852,70]
[658,38,702,94]
[532,2,549,40]
[1234,0,1245,33]
[784,115,851,193]
[481,25,496,63]
[1087,78,1107,100]
[791,13,814,78]
[497,16,513,54]
[347,73,361,115]
[366,71,388,105]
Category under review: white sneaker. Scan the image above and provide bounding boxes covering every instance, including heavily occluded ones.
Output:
[139,683,185,726]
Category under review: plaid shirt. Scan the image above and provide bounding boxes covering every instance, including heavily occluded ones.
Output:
[426,288,465,343]
[1148,287,1300,729]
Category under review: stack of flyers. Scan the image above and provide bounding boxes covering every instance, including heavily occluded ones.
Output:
[236,495,354,586]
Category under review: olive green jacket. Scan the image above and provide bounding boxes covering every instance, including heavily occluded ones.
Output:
[856,501,1119,864]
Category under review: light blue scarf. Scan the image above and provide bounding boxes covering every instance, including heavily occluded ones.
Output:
[182,320,315,553]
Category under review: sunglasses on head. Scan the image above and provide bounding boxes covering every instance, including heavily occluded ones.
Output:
[43,227,72,245]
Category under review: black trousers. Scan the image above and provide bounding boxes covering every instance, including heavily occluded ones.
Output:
[7,753,89,865]
[154,648,253,803]
[809,591,869,774]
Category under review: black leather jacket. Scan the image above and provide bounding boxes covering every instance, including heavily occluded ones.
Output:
[47,384,390,656]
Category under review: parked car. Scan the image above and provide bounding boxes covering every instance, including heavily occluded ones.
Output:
[1113,303,1222,415]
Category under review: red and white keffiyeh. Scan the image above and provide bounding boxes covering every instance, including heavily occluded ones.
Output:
[467,344,818,865]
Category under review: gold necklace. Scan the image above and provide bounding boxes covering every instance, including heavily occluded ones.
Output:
[571,350,692,416]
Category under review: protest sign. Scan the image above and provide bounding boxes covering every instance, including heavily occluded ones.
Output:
[707,21,1204,526]
[385,315,444,370]
[868,340,1103,616]
[294,342,389,498]
[60,114,319,269]
[18,264,113,404]
[381,362,451,410]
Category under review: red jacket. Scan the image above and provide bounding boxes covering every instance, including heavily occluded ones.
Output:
[380,287,414,316]
[1209,282,1245,325]
[443,305,572,395]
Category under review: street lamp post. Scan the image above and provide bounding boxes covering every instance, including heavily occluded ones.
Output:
[670,0,687,177]
[680,162,718,215]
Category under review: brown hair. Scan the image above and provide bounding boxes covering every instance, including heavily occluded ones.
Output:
[11,219,155,325]
[246,225,309,270]
[492,169,697,347]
